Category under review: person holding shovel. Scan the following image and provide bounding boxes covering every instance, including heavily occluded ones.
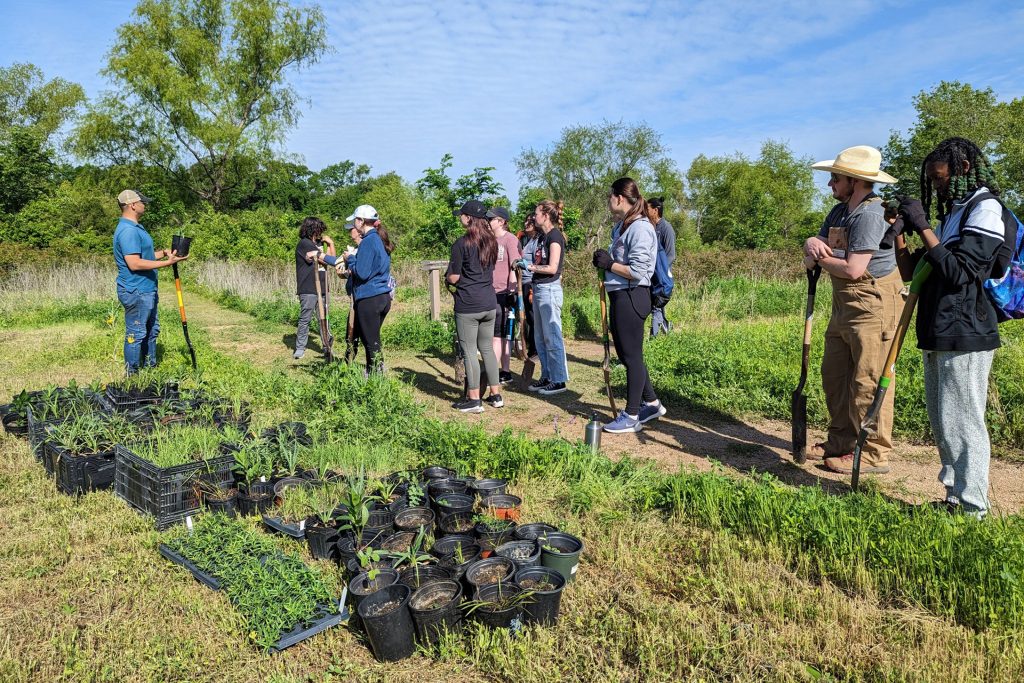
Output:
[593,177,665,433]
[803,146,903,476]
[447,200,502,412]
[293,216,334,359]
[893,137,1006,517]
[525,200,570,395]
[486,206,523,386]
[113,189,188,374]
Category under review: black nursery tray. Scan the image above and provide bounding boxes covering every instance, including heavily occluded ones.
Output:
[158,543,222,591]
[261,515,307,539]
[269,604,349,653]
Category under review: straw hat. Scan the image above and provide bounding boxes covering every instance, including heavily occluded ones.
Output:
[811,146,897,184]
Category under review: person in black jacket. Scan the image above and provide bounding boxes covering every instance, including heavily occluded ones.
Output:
[293,217,334,359]
[895,137,1006,518]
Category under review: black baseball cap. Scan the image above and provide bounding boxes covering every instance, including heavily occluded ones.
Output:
[454,200,487,219]
[485,206,510,222]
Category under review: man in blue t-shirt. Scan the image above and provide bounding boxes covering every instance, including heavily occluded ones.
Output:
[112,189,187,374]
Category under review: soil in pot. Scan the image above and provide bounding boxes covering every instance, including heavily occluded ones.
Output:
[430,534,475,558]
[464,556,516,591]
[514,522,558,541]
[380,531,417,553]
[394,506,434,534]
[422,466,456,481]
[480,494,522,522]
[439,511,476,536]
[348,569,399,610]
[540,531,584,584]
[495,540,540,568]
[357,583,416,662]
[409,580,464,645]
[514,566,566,626]
[438,544,483,580]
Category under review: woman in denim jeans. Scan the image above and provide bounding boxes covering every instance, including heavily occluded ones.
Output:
[525,200,569,395]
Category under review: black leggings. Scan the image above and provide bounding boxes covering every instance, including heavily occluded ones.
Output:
[355,292,391,372]
[608,287,657,415]
[522,283,536,357]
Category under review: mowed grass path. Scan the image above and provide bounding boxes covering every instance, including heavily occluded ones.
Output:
[1,287,1023,681]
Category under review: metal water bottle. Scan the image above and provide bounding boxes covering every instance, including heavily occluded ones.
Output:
[584,412,602,453]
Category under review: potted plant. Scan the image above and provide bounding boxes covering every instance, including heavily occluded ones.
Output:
[480,494,523,522]
[539,531,584,584]
[473,513,517,556]
[304,483,344,560]
[394,506,435,535]
[464,581,532,630]
[408,579,464,645]
[357,583,416,662]
[233,442,274,516]
[514,566,566,625]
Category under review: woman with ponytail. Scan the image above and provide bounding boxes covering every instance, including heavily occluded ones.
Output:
[526,200,569,395]
[592,177,665,433]
[344,204,395,374]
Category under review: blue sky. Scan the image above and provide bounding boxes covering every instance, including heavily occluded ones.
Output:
[1,0,1023,198]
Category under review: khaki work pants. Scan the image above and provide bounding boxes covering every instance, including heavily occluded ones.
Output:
[821,269,904,466]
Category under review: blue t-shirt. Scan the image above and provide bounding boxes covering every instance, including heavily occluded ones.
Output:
[113,218,158,292]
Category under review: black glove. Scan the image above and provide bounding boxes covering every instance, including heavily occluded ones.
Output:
[898,197,931,234]
[593,249,613,271]
[879,218,909,250]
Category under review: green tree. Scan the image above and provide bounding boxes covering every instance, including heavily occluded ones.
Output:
[73,0,328,210]
[686,140,823,249]
[883,81,1023,211]
[414,154,505,255]
[515,120,683,247]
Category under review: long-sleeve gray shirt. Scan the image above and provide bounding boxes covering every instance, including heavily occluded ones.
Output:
[655,218,676,264]
[604,217,657,291]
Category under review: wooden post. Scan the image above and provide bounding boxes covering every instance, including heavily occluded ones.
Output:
[421,260,449,321]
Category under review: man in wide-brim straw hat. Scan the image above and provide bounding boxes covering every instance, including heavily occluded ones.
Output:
[802,146,904,476]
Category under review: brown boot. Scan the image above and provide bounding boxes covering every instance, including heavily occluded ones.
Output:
[824,453,890,475]
[806,443,831,460]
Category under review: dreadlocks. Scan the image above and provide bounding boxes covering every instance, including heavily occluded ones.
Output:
[920,137,1001,220]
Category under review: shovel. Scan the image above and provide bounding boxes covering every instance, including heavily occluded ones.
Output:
[514,265,536,382]
[344,292,357,362]
[598,272,617,415]
[170,234,197,370]
[851,260,932,491]
[312,259,334,363]
[791,265,821,463]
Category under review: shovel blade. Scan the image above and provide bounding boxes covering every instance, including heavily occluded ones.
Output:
[521,356,536,383]
[791,391,807,463]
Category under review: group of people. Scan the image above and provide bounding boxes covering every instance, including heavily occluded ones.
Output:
[804,137,1009,518]
[110,134,1009,517]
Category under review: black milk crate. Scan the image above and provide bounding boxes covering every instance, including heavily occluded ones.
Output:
[114,445,235,530]
[26,392,107,460]
[46,442,117,495]
[103,382,179,413]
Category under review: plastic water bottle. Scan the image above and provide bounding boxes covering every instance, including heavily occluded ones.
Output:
[584,413,602,453]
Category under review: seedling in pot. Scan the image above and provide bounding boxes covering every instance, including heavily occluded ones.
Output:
[337,470,373,541]
[390,529,433,571]
[372,478,402,505]
[406,481,425,507]
[463,585,534,614]
[357,546,384,580]
[233,441,274,491]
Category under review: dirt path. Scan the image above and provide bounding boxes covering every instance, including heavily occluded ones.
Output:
[183,292,1024,515]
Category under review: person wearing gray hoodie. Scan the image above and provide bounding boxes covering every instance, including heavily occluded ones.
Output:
[593,177,666,433]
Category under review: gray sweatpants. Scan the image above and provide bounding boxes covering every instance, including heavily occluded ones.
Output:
[923,349,995,515]
[296,293,325,352]
[456,309,499,391]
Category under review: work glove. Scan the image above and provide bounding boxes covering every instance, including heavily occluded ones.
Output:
[898,197,931,234]
[879,217,907,250]
[512,258,527,271]
[592,249,613,271]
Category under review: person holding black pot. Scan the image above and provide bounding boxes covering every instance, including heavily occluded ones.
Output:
[294,216,334,359]
[113,189,188,374]
[447,200,503,413]
[593,177,665,433]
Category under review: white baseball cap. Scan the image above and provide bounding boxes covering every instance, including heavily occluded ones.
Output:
[346,204,378,221]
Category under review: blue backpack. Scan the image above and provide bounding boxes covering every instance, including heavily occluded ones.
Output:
[651,243,674,309]
[963,192,1024,322]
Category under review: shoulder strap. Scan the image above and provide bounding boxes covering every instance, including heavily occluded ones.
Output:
[957,191,998,233]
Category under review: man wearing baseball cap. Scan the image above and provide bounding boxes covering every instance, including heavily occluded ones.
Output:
[112,189,187,374]
[802,146,903,476]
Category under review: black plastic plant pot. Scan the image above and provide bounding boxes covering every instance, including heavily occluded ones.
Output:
[495,540,541,568]
[464,556,517,592]
[362,525,390,548]
[204,490,238,517]
[474,520,518,554]
[398,564,452,591]
[514,522,558,541]
[236,482,274,516]
[272,476,310,503]
[358,583,416,662]
[409,580,464,646]
[389,495,410,516]
[345,556,397,580]
[429,478,468,497]
[438,544,483,581]
[306,523,340,561]
[540,532,584,584]
[394,506,434,534]
[367,509,394,528]
[171,234,193,258]
[472,583,526,630]
[514,566,566,626]
[438,511,476,537]
[2,412,28,435]
[469,478,508,498]
[379,531,418,554]
[430,534,475,558]
[349,569,400,611]
[422,465,456,481]
[433,493,474,518]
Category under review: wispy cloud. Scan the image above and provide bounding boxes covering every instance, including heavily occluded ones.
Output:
[2,0,1022,197]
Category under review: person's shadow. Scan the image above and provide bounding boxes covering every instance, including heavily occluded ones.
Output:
[282,333,322,353]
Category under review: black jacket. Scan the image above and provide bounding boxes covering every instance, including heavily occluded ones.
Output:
[915,190,1004,352]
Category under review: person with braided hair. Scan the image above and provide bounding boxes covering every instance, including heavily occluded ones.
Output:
[803,146,903,476]
[895,137,1006,517]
